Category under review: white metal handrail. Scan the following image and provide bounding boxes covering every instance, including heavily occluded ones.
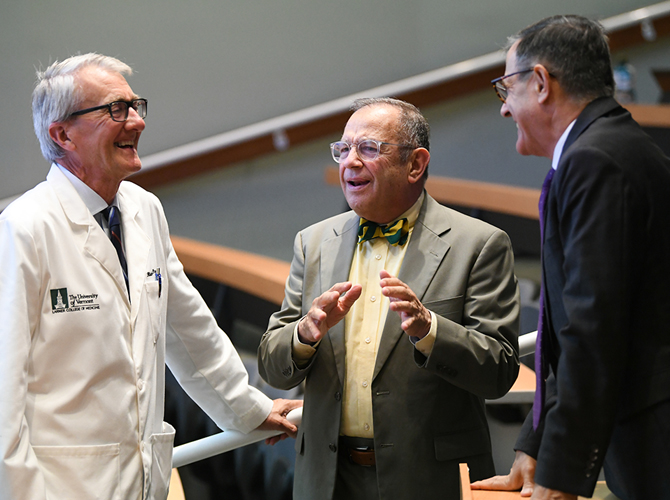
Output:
[172,407,303,468]
[2,2,669,212]
[519,330,537,357]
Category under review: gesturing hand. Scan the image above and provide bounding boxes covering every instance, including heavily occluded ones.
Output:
[379,270,431,339]
[297,282,362,344]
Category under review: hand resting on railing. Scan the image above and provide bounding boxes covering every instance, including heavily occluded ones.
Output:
[172,406,303,468]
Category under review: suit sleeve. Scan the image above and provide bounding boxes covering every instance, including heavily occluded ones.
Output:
[531,149,635,495]
[0,216,50,499]
[258,231,314,390]
[415,229,520,399]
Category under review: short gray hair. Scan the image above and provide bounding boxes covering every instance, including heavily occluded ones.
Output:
[351,97,430,165]
[32,53,132,162]
[507,15,614,102]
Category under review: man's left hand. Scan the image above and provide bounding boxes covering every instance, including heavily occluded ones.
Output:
[380,270,431,339]
[257,398,303,445]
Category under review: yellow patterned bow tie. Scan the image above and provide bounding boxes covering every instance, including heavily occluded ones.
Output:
[358,218,409,246]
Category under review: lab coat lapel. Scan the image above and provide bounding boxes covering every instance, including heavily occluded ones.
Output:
[321,213,358,386]
[47,166,130,307]
[373,195,452,380]
[117,188,151,326]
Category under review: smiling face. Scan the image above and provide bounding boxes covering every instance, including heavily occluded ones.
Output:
[500,42,550,158]
[53,65,145,201]
[339,104,425,224]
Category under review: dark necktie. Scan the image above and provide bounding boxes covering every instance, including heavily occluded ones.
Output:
[533,168,555,429]
[358,218,409,246]
[103,206,129,295]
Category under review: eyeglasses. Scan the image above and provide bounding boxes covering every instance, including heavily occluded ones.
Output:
[491,69,533,103]
[70,98,148,122]
[330,139,415,163]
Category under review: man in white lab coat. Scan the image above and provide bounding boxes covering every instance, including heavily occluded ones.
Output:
[0,53,299,500]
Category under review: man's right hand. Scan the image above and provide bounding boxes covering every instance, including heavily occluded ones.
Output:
[471,451,537,497]
[297,282,362,344]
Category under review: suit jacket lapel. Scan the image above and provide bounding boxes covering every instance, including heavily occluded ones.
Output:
[321,213,359,385]
[373,195,452,380]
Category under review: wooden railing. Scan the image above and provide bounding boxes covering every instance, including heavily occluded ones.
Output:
[625,102,670,126]
[171,235,290,305]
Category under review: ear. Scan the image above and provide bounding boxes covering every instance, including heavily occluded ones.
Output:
[533,64,553,105]
[48,122,76,152]
[407,148,430,184]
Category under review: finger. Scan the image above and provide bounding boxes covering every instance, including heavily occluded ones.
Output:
[381,287,416,306]
[284,399,304,412]
[388,299,414,313]
[338,284,362,309]
[328,281,355,296]
[265,433,287,446]
[279,418,298,436]
[471,475,519,491]
[315,290,343,312]
[379,269,393,280]
[520,479,534,497]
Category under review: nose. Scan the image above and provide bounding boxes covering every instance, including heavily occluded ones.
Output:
[500,102,511,118]
[340,146,363,169]
[125,107,146,131]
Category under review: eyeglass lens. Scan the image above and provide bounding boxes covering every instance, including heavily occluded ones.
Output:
[110,100,147,122]
[495,82,508,102]
[331,140,381,163]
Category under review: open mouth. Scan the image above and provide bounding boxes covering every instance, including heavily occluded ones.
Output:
[347,179,370,187]
[115,140,136,150]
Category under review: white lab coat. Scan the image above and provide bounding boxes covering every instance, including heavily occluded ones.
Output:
[0,165,272,500]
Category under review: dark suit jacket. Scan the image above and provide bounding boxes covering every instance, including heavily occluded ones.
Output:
[258,194,520,499]
[516,97,670,497]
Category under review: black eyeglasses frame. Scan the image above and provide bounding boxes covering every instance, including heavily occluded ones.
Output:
[69,98,148,122]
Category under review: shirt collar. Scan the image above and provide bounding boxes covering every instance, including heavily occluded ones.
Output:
[551,119,576,171]
[55,163,114,215]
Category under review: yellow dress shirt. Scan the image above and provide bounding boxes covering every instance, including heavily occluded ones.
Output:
[293,192,437,438]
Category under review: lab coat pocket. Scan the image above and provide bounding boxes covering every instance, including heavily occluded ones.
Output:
[144,279,165,345]
[33,442,120,500]
[149,422,176,500]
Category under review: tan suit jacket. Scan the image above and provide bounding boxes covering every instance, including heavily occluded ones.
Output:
[258,194,519,499]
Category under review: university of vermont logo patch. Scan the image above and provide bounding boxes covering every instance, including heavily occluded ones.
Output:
[50,288,69,311]
[50,288,100,314]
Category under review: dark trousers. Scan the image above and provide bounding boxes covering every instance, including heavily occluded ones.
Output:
[333,438,379,500]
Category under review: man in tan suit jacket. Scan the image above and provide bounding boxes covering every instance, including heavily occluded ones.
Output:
[258,97,520,499]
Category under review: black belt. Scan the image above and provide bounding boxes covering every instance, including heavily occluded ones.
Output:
[339,436,376,467]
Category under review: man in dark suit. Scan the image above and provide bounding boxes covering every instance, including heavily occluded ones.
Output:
[472,15,670,500]
[258,97,520,499]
